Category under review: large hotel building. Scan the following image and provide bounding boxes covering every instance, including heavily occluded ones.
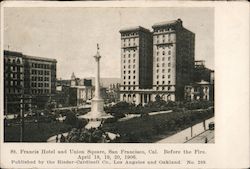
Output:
[4,50,57,114]
[120,19,195,104]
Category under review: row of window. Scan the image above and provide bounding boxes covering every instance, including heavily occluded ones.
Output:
[31,83,50,88]
[156,50,171,56]
[6,88,22,94]
[7,73,22,79]
[122,32,138,37]
[123,81,136,85]
[123,43,137,47]
[6,66,23,72]
[123,59,136,64]
[31,76,50,81]
[156,80,171,85]
[123,64,136,69]
[155,86,171,91]
[123,47,138,53]
[31,63,51,69]
[6,80,22,86]
[123,70,136,74]
[123,38,136,42]
[31,69,50,75]
[186,87,209,91]
[154,27,173,33]
[156,69,171,74]
[156,44,173,49]
[155,74,171,79]
[156,56,171,62]
[156,62,171,67]
[123,75,136,80]
[155,39,173,44]
[5,58,22,64]
[123,53,136,58]
[122,86,136,90]
[155,34,171,39]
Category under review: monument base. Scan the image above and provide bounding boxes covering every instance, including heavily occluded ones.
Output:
[78,98,113,129]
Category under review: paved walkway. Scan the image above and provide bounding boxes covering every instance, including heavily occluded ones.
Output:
[156,117,214,143]
[118,110,173,122]
[185,130,214,143]
[47,132,68,143]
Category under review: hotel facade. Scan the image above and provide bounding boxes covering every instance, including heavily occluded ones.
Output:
[119,19,195,105]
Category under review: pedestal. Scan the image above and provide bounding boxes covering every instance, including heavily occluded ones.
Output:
[79,98,113,121]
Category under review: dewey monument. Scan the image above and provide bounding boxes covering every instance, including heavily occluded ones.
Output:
[78,44,113,129]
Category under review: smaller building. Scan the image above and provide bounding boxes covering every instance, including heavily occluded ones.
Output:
[107,83,120,103]
[56,73,94,107]
[55,85,71,107]
[69,85,93,106]
[194,60,213,83]
[184,80,213,101]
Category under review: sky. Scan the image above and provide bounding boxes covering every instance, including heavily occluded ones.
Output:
[4,7,214,79]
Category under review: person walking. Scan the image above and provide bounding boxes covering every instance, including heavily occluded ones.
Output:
[60,134,65,143]
[55,134,58,143]
[205,137,208,143]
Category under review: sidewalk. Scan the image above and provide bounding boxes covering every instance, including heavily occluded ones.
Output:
[156,117,214,143]
[47,132,68,143]
[185,130,214,143]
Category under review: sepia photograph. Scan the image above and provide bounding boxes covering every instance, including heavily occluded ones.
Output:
[1,1,250,169]
[3,6,215,144]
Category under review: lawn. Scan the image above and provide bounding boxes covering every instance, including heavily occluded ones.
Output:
[102,108,214,143]
[4,121,72,142]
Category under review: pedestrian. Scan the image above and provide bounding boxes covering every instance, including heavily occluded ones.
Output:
[55,134,58,143]
[205,137,208,143]
[60,134,66,143]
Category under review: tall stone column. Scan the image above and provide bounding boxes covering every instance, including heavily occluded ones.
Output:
[94,51,101,99]
[79,44,113,129]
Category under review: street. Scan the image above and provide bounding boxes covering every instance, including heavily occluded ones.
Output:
[185,130,214,143]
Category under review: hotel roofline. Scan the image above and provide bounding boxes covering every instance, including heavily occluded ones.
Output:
[119,26,151,33]
[152,19,183,28]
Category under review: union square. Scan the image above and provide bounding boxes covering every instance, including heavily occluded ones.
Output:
[3,7,214,143]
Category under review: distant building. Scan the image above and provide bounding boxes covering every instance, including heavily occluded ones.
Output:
[119,19,195,104]
[4,50,57,114]
[68,86,93,106]
[184,80,213,101]
[194,60,213,83]
[66,73,93,106]
[184,60,214,101]
[56,75,121,106]
[55,85,71,107]
[107,83,120,103]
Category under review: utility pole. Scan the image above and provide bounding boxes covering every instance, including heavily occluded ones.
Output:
[5,95,8,116]
[20,96,24,142]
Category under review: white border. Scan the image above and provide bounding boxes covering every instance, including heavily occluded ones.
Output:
[0,1,249,169]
